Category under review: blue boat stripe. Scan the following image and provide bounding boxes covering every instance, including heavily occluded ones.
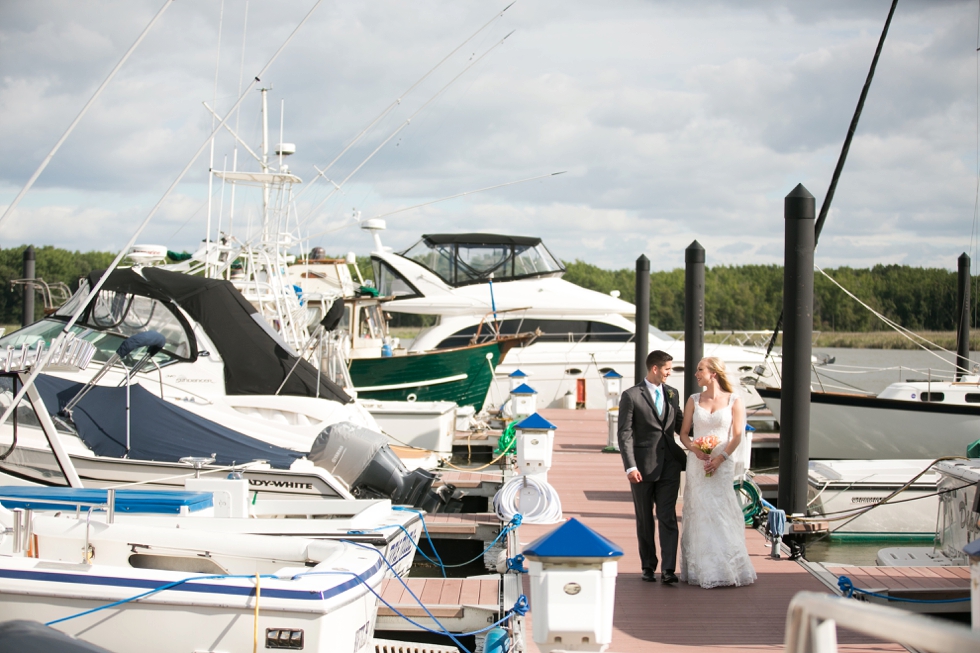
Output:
[0,559,383,602]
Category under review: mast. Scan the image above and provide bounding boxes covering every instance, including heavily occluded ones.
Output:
[260,87,271,244]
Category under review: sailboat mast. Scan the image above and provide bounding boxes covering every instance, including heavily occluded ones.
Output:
[260,87,270,244]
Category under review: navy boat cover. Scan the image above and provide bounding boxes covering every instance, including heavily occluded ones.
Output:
[35,374,302,469]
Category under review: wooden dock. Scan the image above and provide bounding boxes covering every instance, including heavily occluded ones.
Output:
[511,408,906,653]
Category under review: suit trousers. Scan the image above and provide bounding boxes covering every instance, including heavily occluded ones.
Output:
[630,470,680,574]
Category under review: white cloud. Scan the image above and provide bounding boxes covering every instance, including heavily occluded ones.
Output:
[0,0,978,274]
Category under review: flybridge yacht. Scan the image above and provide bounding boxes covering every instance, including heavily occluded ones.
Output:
[365,224,776,408]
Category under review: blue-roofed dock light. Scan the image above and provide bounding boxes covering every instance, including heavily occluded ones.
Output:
[510,383,538,419]
[509,369,528,392]
[522,518,623,652]
[515,413,557,480]
[601,370,622,407]
[601,371,623,454]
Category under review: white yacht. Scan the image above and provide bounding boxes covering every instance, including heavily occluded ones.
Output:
[366,225,777,409]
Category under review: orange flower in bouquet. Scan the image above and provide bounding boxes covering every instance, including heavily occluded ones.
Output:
[693,435,722,477]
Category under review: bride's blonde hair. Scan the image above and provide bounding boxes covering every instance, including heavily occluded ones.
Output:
[702,356,734,393]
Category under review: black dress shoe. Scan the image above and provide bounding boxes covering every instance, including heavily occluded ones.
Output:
[641,569,655,582]
[661,572,679,585]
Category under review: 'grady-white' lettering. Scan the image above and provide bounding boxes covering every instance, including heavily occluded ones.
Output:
[248,479,314,490]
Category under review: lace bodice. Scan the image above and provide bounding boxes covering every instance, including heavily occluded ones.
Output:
[692,392,735,441]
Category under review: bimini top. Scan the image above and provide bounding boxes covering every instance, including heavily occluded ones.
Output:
[397,233,565,288]
[53,267,350,404]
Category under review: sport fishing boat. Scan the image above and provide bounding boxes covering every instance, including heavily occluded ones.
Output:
[0,494,385,653]
[365,223,778,409]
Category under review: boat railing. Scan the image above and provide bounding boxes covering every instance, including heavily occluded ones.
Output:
[665,329,799,348]
[784,591,979,653]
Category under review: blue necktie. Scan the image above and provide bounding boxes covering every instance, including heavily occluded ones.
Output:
[654,387,664,415]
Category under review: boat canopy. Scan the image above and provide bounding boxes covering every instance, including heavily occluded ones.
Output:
[34,374,303,468]
[50,267,351,404]
[399,233,565,288]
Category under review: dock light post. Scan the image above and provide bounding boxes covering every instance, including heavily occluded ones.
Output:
[957,253,972,381]
[601,370,623,453]
[510,383,538,420]
[634,255,650,385]
[22,246,35,327]
[509,369,528,392]
[779,184,814,519]
[523,518,623,652]
[684,240,705,401]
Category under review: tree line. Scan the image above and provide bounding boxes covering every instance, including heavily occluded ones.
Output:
[562,260,977,332]
[0,245,974,333]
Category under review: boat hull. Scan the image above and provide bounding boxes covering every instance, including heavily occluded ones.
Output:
[349,339,511,411]
[758,387,980,459]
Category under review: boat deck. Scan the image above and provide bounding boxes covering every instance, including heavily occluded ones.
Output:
[814,564,971,614]
[433,469,505,499]
[511,408,906,652]
[424,512,504,541]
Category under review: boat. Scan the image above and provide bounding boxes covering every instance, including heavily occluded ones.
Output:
[288,255,532,412]
[0,267,455,511]
[806,459,940,537]
[757,385,980,459]
[0,492,385,653]
[877,458,980,566]
[365,224,779,410]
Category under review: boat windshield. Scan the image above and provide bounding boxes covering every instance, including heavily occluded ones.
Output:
[0,284,195,368]
[400,234,565,287]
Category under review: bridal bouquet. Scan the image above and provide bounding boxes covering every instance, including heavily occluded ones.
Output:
[693,435,722,477]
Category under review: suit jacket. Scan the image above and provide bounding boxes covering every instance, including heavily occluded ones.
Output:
[617,381,686,481]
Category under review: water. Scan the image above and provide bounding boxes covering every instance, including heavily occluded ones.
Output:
[808,347,980,395]
[804,538,934,566]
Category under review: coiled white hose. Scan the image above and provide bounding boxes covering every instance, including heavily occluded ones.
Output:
[493,475,563,524]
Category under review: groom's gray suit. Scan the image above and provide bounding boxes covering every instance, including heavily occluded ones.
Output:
[618,381,686,575]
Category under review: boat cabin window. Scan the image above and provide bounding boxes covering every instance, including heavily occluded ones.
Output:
[919,392,945,402]
[400,235,564,288]
[372,259,421,299]
[435,318,631,349]
[965,393,980,403]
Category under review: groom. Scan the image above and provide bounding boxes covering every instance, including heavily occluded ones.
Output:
[618,349,686,584]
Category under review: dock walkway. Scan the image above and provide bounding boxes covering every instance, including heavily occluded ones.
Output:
[515,408,905,652]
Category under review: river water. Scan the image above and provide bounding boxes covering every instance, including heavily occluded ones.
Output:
[806,347,979,394]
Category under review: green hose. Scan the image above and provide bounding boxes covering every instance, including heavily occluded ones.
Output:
[493,423,518,456]
[735,478,763,525]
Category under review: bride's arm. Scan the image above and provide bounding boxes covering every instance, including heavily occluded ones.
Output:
[678,397,708,460]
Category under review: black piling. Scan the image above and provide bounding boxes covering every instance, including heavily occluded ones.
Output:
[635,255,650,385]
[22,246,35,327]
[779,184,815,516]
[957,252,972,380]
[684,241,705,401]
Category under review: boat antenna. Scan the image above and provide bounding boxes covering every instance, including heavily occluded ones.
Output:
[0,0,175,230]
[0,0,328,433]
[297,30,516,229]
[205,0,227,278]
[302,171,565,240]
[764,0,898,359]
[294,1,517,202]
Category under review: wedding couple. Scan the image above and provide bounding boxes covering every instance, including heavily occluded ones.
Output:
[617,350,756,588]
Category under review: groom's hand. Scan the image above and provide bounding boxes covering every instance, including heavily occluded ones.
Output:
[627,470,643,484]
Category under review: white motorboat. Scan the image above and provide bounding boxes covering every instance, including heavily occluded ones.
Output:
[0,267,455,511]
[877,459,980,567]
[758,385,980,459]
[0,479,422,578]
[806,459,940,536]
[0,492,385,653]
[366,225,778,410]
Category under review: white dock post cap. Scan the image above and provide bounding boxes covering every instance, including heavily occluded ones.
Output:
[522,518,623,652]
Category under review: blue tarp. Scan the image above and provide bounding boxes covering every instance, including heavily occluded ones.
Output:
[34,374,302,469]
[0,486,214,514]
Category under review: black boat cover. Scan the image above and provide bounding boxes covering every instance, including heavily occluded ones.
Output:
[80,267,351,404]
[34,374,302,469]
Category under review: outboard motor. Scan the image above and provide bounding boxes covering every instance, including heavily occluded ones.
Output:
[308,422,454,512]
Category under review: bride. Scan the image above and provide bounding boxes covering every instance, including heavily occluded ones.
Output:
[677,356,757,588]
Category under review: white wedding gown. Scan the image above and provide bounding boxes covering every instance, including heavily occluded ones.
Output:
[680,393,757,589]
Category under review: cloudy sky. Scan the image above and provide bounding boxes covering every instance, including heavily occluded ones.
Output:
[1,0,978,272]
